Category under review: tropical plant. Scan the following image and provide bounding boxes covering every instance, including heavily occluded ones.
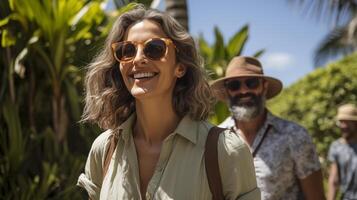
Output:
[0,0,110,143]
[288,0,357,66]
[0,0,136,198]
[199,25,265,124]
[268,52,357,162]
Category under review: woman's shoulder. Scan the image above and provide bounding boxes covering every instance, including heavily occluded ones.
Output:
[213,128,258,199]
[90,129,113,154]
[218,128,249,156]
[199,121,248,154]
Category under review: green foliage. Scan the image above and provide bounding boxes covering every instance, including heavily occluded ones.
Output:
[1,99,25,174]
[268,52,357,159]
[0,0,110,144]
[199,25,265,124]
[0,0,135,198]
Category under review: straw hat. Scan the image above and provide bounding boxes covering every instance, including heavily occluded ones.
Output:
[337,104,357,121]
[210,56,283,101]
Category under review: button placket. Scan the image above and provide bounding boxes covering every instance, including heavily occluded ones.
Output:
[146,135,176,198]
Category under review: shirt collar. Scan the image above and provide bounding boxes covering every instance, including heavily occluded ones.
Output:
[117,113,136,142]
[117,113,198,144]
[173,115,198,144]
[265,110,277,129]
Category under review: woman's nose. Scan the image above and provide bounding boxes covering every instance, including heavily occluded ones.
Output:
[133,46,148,66]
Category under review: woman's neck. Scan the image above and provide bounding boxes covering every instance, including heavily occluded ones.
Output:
[134,97,180,145]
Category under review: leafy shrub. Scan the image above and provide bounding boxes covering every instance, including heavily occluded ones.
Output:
[0,1,136,198]
[268,52,357,160]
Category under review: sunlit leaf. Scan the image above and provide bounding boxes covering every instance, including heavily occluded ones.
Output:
[0,16,10,27]
[227,24,249,59]
[1,29,16,47]
[198,35,213,63]
[212,26,226,63]
[253,49,265,58]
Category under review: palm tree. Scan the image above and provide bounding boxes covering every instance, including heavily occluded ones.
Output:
[289,0,357,66]
[164,0,189,31]
[114,0,153,8]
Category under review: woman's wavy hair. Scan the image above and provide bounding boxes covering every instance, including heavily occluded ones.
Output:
[82,5,215,130]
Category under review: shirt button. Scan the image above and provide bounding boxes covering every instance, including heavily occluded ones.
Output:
[146,193,151,200]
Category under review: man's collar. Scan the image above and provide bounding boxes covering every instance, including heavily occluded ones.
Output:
[265,110,275,127]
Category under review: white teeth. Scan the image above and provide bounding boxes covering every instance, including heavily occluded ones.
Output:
[133,72,156,79]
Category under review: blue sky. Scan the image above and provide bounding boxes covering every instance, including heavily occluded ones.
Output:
[108,0,331,87]
[187,0,330,87]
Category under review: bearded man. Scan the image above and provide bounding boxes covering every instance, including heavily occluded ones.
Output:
[211,56,325,200]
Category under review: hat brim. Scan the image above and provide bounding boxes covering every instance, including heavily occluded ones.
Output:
[210,74,283,102]
[337,114,357,121]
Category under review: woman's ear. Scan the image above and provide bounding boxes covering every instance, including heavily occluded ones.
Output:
[175,63,187,78]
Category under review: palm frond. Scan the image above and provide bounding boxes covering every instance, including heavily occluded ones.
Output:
[314,26,356,67]
[253,49,265,58]
[288,0,357,25]
[227,24,249,59]
[212,26,226,63]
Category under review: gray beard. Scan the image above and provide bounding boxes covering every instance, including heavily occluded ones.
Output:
[229,105,259,121]
[229,96,266,121]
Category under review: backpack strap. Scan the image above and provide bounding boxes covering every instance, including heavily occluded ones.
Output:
[205,126,226,200]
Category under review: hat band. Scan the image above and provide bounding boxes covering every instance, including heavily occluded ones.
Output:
[226,68,264,77]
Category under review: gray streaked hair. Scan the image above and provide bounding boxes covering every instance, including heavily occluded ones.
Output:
[81,5,214,129]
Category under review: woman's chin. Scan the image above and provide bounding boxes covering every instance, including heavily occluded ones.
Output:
[130,87,151,98]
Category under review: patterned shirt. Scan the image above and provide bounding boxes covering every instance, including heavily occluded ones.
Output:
[328,139,357,200]
[219,111,321,200]
[78,113,260,200]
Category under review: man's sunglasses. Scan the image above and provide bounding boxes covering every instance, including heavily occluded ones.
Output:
[224,78,261,91]
[111,38,175,63]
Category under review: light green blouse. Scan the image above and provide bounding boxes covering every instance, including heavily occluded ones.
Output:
[77,114,260,200]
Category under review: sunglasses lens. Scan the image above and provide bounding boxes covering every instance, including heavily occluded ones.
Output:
[225,78,261,91]
[245,78,260,89]
[112,38,171,62]
[225,80,241,91]
[114,42,136,62]
[144,39,167,60]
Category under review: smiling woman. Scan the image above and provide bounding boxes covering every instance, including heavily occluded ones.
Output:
[82,5,212,128]
[77,4,260,200]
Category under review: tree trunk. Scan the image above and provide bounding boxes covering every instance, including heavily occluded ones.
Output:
[52,81,68,143]
[164,0,189,31]
[28,64,36,132]
[6,47,16,103]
